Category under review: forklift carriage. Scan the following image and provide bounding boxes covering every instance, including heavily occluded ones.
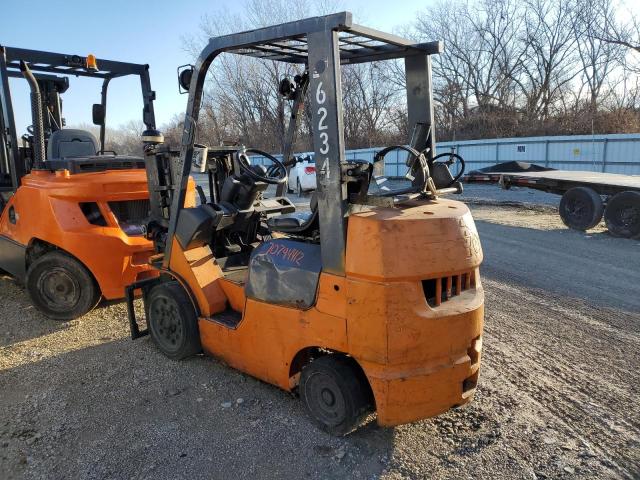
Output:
[129,12,484,434]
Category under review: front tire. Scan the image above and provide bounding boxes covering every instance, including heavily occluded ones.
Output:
[146,281,201,360]
[300,355,373,436]
[559,187,603,231]
[26,251,100,321]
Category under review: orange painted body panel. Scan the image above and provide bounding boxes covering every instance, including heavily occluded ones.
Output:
[0,169,195,299]
[199,297,349,389]
[176,198,484,426]
[345,198,483,281]
[169,239,227,316]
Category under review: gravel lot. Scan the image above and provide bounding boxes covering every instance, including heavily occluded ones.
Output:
[1,185,639,479]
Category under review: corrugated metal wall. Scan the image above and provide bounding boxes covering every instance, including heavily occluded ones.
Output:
[251,133,640,176]
[440,133,640,175]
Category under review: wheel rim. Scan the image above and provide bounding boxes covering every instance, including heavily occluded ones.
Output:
[564,198,588,224]
[616,205,639,230]
[304,371,347,427]
[37,267,80,311]
[149,295,184,352]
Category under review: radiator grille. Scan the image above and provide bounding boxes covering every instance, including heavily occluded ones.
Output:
[108,200,150,224]
[422,270,476,307]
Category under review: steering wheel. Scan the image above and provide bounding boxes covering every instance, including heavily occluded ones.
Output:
[236,148,287,185]
[430,151,465,186]
[374,145,430,178]
[371,145,431,196]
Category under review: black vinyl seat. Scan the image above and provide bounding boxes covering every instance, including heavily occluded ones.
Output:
[267,192,318,234]
[47,129,99,159]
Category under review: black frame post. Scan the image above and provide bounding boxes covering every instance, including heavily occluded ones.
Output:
[405,54,436,159]
[307,28,348,275]
[139,66,157,131]
[0,47,21,191]
[99,78,110,153]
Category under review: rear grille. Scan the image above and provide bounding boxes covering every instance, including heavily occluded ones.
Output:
[108,200,150,224]
[422,270,476,307]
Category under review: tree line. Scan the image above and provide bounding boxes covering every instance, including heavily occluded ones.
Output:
[108,0,640,155]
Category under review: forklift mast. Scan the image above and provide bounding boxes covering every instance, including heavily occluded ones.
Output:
[151,12,441,275]
[0,46,158,193]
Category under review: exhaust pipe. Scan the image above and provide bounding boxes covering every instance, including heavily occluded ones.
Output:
[19,60,46,165]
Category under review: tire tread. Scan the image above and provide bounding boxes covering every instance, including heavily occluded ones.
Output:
[26,250,100,321]
[300,355,373,436]
[146,281,201,360]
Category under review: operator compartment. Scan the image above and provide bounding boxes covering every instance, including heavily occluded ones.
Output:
[155,145,299,319]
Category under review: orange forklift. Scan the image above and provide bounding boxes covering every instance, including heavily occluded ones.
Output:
[128,12,484,434]
[0,47,182,320]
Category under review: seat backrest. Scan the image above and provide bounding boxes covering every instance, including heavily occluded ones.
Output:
[47,129,99,159]
[309,191,318,212]
[295,191,319,233]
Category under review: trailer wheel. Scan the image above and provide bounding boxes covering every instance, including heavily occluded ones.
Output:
[146,281,201,360]
[559,187,604,231]
[604,191,640,239]
[300,355,373,436]
[26,251,100,321]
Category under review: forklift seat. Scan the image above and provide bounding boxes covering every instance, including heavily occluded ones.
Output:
[47,129,99,159]
[267,192,318,234]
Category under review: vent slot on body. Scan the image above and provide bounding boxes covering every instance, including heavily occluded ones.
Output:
[79,202,107,226]
[422,270,476,307]
[108,200,150,224]
[108,199,151,236]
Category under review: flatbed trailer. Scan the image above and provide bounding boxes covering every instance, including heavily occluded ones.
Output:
[464,168,640,238]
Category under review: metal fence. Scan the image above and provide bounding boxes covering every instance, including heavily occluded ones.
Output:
[251,133,640,177]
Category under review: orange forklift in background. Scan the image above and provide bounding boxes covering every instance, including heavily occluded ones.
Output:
[0,47,193,320]
[128,12,484,435]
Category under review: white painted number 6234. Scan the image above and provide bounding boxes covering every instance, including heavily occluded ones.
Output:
[316,82,329,155]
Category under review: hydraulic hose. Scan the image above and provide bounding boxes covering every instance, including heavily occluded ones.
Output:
[19,60,46,165]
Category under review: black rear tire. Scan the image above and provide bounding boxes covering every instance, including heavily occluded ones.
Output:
[604,191,640,238]
[26,251,101,321]
[559,187,604,231]
[146,281,201,360]
[300,355,373,436]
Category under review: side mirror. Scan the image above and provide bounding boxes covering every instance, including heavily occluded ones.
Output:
[178,65,194,94]
[92,104,105,125]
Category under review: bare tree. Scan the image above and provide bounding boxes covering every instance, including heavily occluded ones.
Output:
[572,0,626,111]
[157,0,640,149]
[182,0,344,153]
[515,0,580,120]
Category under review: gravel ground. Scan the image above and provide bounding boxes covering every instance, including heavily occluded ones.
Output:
[1,185,639,479]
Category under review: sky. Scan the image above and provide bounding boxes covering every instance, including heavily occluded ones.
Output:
[3,0,429,135]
